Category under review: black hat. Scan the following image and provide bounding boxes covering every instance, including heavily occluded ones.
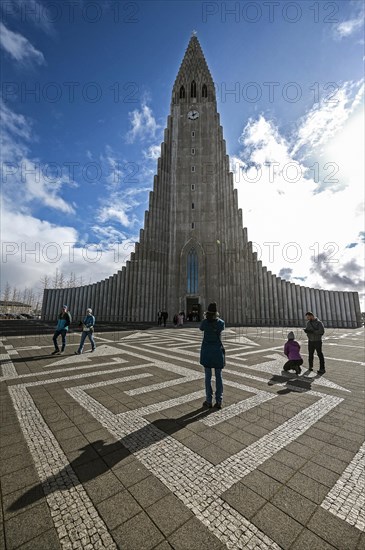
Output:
[207,302,217,313]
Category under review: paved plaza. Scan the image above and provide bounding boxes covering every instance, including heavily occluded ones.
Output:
[0,325,364,550]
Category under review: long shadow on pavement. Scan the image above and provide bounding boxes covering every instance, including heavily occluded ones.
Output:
[8,405,215,512]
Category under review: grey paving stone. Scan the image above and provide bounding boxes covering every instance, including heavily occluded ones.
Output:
[4,502,53,549]
[229,429,257,446]
[84,470,124,504]
[286,441,317,459]
[146,493,194,537]
[112,511,164,550]
[258,458,296,484]
[241,469,282,501]
[215,435,244,454]
[310,453,348,475]
[273,448,308,470]
[168,516,226,550]
[222,481,266,519]
[307,507,361,550]
[128,475,170,508]
[287,472,330,504]
[196,443,230,465]
[291,528,337,549]
[113,459,152,488]
[96,489,142,529]
[0,451,32,476]
[300,461,340,488]
[270,486,317,525]
[3,482,45,518]
[14,528,62,550]
[1,465,39,496]
[251,502,304,550]
[59,434,89,453]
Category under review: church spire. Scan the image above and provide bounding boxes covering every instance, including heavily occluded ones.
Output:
[172,35,215,104]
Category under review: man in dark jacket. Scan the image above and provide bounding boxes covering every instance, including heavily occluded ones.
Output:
[304,311,325,374]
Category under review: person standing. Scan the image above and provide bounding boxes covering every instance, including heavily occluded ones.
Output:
[283,331,303,375]
[161,310,168,327]
[157,310,162,326]
[52,305,72,355]
[75,308,96,354]
[304,311,325,374]
[199,302,225,409]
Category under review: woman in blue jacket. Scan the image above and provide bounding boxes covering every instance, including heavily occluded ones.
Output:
[200,302,225,409]
[75,308,96,354]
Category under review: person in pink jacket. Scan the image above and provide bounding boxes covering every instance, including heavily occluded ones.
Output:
[283,331,303,375]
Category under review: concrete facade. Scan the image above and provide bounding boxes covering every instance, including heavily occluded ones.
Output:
[41,36,361,328]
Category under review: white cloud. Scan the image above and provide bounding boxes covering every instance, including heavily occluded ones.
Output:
[0,208,133,297]
[143,144,161,161]
[1,100,76,213]
[125,101,160,144]
[291,81,364,160]
[0,22,45,65]
[232,79,364,307]
[333,3,365,39]
[0,0,55,35]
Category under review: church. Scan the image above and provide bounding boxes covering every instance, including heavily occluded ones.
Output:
[42,36,361,328]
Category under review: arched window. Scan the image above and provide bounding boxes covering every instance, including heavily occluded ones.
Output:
[187,249,198,293]
[202,84,207,98]
[190,80,197,98]
[179,86,185,99]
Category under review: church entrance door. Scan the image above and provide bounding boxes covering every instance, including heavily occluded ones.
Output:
[186,297,201,322]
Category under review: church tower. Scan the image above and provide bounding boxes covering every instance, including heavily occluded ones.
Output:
[42,35,362,327]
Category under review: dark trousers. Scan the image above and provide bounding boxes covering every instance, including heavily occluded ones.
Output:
[308,341,325,369]
[53,329,67,351]
[283,359,303,372]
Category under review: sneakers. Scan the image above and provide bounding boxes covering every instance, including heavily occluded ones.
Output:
[91,348,95,352]
[295,367,302,375]
[317,369,326,375]
[214,402,222,410]
[308,367,313,371]
[59,351,64,355]
[74,351,81,355]
[203,401,212,408]
[51,350,60,355]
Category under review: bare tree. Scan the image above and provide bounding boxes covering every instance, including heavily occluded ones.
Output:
[2,281,11,302]
[52,268,60,289]
[40,275,51,289]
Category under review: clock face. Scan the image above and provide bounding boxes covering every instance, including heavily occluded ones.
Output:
[187,110,199,120]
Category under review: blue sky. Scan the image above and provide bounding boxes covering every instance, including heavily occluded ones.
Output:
[1,0,364,308]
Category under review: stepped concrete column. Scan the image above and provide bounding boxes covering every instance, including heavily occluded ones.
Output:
[338,291,346,327]
[286,282,293,326]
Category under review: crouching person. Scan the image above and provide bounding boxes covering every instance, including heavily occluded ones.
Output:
[283,331,303,375]
[75,308,96,354]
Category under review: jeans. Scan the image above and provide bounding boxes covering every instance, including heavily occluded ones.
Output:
[308,341,325,370]
[204,367,223,404]
[283,359,303,372]
[77,330,95,353]
[53,329,67,351]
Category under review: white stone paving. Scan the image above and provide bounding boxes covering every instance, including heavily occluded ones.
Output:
[321,441,365,531]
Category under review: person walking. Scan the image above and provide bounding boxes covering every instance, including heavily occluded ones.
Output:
[52,305,72,355]
[282,331,303,375]
[75,308,96,354]
[199,302,225,409]
[304,311,325,374]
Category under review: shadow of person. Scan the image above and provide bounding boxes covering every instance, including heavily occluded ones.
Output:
[8,406,215,512]
[267,371,321,393]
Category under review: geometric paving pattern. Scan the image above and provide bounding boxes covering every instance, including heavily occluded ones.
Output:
[1,326,364,549]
